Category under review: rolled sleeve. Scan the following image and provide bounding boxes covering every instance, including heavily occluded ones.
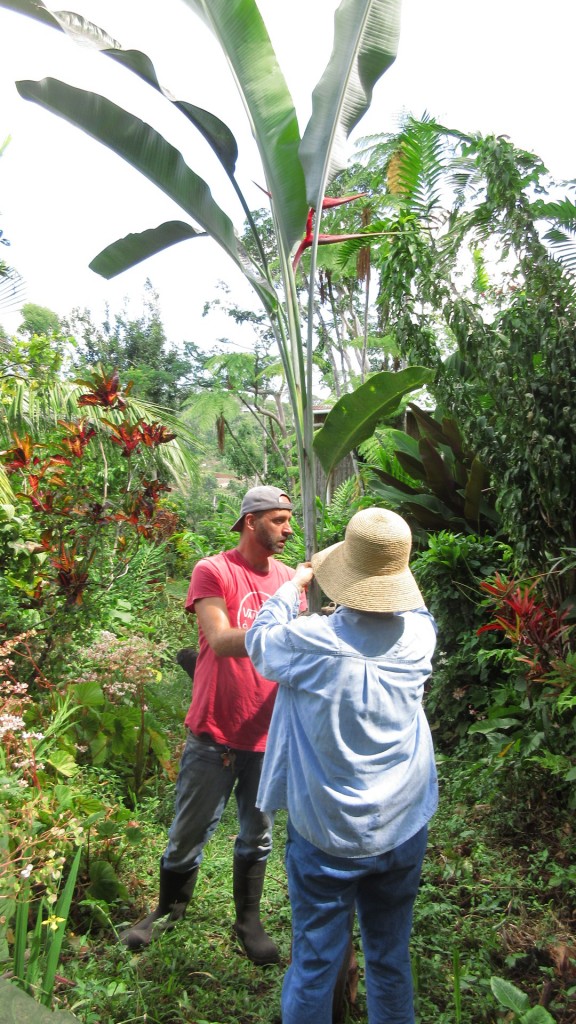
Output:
[245,581,301,685]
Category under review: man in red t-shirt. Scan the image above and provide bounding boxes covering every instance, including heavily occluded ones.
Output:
[121,486,304,965]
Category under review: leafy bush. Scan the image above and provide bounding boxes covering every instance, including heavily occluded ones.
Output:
[412,531,515,751]
[66,632,172,802]
[0,368,181,674]
[470,574,576,804]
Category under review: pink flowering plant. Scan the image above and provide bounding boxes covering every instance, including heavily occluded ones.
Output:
[0,632,84,992]
[66,631,172,801]
[0,632,82,885]
[0,631,147,1002]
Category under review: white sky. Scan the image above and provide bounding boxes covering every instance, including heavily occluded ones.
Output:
[0,0,575,347]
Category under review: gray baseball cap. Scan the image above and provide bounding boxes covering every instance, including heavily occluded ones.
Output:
[230,485,293,532]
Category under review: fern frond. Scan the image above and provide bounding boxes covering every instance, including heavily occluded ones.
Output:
[327,477,360,523]
[358,432,419,487]
[111,540,170,611]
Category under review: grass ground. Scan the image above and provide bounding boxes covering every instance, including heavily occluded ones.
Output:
[51,768,575,1024]
[49,670,575,1024]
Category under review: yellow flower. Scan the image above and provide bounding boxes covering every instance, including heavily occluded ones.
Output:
[42,914,65,932]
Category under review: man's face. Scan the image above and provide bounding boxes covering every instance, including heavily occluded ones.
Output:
[250,509,293,554]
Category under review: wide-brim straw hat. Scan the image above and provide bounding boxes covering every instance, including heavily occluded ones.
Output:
[311,507,424,613]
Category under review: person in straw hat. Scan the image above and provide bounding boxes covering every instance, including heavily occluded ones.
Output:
[246,507,438,1024]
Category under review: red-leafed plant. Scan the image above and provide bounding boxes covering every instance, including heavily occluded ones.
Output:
[1,368,179,622]
[478,573,573,686]
[75,368,132,409]
[472,573,576,795]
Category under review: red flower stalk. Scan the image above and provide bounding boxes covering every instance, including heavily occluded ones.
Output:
[254,183,373,270]
[292,193,371,270]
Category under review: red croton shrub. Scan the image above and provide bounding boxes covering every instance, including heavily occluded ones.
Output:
[478,572,573,690]
[1,368,178,614]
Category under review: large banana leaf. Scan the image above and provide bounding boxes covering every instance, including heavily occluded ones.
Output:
[6,0,282,277]
[90,222,205,278]
[0,0,75,31]
[0,1,265,254]
[3,0,405,566]
[181,0,309,253]
[0,0,121,48]
[313,366,434,476]
[103,49,241,176]
[15,77,275,310]
[299,0,401,209]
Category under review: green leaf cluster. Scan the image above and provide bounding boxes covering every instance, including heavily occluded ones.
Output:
[364,402,499,536]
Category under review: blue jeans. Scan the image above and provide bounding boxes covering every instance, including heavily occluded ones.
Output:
[162,731,273,872]
[282,821,428,1024]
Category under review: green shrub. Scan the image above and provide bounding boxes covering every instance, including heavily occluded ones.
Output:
[412,531,515,752]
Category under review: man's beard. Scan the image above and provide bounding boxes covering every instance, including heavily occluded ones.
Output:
[254,523,288,554]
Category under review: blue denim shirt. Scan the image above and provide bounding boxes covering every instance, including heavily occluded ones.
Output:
[246,581,438,858]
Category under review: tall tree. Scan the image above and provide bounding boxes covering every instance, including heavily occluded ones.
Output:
[17,302,61,338]
[65,283,193,407]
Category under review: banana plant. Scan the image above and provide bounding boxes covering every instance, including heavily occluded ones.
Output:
[1,0,413,556]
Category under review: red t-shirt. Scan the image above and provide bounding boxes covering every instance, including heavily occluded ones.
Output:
[184,548,303,751]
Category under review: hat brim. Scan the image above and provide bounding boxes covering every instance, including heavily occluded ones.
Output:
[311,540,424,613]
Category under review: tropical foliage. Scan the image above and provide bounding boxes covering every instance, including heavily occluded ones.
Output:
[1,4,575,1022]
[0,0,431,561]
[332,118,576,602]
[360,402,498,537]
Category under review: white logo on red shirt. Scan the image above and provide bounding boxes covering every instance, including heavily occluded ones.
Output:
[237,590,273,630]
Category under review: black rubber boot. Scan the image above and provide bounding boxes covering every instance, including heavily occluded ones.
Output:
[120,859,199,951]
[232,856,280,966]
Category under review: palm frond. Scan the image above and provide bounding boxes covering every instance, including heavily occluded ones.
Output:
[0,267,26,313]
[532,196,576,273]
[180,390,241,433]
[385,115,449,213]
[108,539,170,612]
[0,466,14,503]
[1,379,202,486]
